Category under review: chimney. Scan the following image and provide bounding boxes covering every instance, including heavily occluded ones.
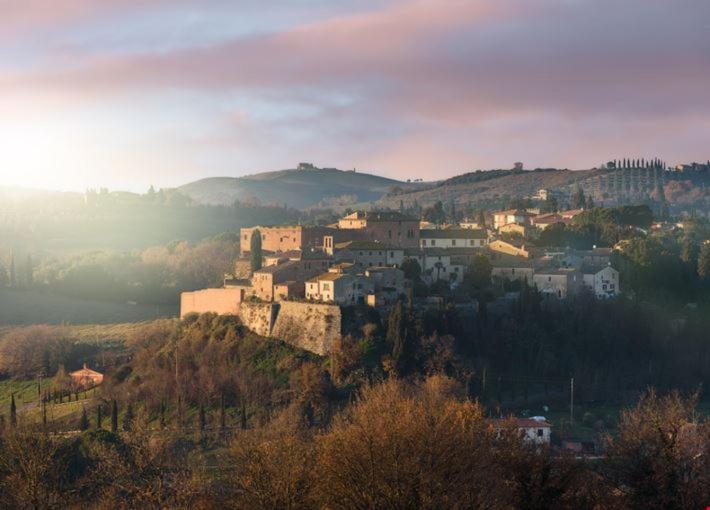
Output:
[83,362,87,369]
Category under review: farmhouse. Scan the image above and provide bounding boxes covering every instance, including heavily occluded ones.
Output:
[70,363,104,389]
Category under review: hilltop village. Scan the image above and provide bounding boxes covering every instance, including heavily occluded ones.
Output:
[181,204,621,354]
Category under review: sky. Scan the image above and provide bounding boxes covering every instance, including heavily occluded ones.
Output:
[0,0,708,192]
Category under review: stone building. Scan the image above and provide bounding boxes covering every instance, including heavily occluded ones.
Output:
[328,240,405,268]
[252,256,331,301]
[533,267,580,299]
[239,225,334,256]
[336,211,420,248]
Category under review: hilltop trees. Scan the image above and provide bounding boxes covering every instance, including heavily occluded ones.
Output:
[604,390,710,510]
[699,243,710,279]
[0,261,7,288]
[250,228,263,272]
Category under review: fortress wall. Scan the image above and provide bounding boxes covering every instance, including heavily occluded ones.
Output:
[271,301,342,356]
[237,301,279,338]
[180,288,243,318]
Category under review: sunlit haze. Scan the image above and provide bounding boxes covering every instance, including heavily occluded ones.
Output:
[1,0,709,192]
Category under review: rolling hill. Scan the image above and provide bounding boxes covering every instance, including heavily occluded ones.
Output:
[178,166,424,209]
[371,168,598,210]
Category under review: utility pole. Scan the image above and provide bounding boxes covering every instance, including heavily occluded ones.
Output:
[570,377,574,425]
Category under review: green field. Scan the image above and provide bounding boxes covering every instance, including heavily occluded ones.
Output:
[0,289,177,325]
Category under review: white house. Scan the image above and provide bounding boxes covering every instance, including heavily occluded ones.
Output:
[493,209,536,230]
[420,228,488,249]
[305,272,373,305]
[491,416,552,445]
[403,249,466,283]
[582,264,619,298]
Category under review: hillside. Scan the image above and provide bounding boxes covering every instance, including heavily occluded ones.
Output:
[178,166,423,209]
[373,168,597,210]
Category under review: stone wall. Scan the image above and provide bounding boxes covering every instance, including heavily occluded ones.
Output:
[237,300,341,356]
[271,301,342,356]
[182,291,343,356]
[237,301,278,338]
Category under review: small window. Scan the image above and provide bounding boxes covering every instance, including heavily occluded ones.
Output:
[431,240,436,246]
[537,429,543,437]
[452,240,456,246]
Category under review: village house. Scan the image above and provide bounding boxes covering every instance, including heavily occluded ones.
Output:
[404,249,466,283]
[493,209,536,230]
[336,211,420,248]
[252,255,331,301]
[364,266,407,302]
[490,416,552,445]
[488,239,533,258]
[582,264,620,298]
[533,267,580,299]
[305,272,373,305]
[498,222,534,238]
[70,363,104,389]
[327,240,405,268]
[530,213,568,230]
[420,228,488,249]
[490,256,535,282]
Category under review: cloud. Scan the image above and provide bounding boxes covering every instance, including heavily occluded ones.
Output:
[1,0,709,190]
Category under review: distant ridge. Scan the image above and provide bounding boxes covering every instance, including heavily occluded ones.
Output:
[178,165,425,209]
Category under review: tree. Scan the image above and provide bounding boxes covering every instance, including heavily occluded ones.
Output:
[423,201,446,224]
[25,255,33,287]
[0,261,8,287]
[199,402,206,434]
[79,407,89,431]
[386,300,414,376]
[400,257,422,282]
[680,238,699,269]
[604,390,710,509]
[466,254,492,289]
[10,393,17,427]
[9,251,16,288]
[571,187,586,209]
[96,404,103,429]
[250,229,263,272]
[111,399,118,433]
[477,209,487,227]
[123,403,134,432]
[698,243,710,279]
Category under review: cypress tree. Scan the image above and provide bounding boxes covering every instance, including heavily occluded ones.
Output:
[250,229,263,272]
[42,402,47,428]
[111,399,118,433]
[79,407,89,431]
[220,394,226,431]
[8,252,16,289]
[25,254,33,287]
[10,393,17,428]
[387,300,412,376]
[159,400,166,429]
[199,402,206,433]
[123,403,134,432]
[96,404,103,429]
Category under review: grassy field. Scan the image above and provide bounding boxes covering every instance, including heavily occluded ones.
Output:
[0,289,177,325]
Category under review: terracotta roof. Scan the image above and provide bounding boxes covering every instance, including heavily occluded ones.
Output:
[314,272,352,282]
